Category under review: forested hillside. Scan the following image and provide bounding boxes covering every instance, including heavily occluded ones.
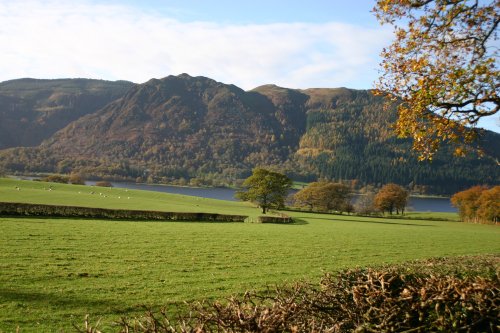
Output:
[0,78,134,149]
[0,74,498,194]
[287,88,500,193]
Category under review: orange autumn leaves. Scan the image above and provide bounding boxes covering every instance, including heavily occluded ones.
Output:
[374,0,499,160]
[451,185,500,223]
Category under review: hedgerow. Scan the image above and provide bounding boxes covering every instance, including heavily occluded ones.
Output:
[0,202,292,223]
[0,202,247,222]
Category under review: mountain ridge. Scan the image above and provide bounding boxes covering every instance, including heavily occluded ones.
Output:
[0,78,134,149]
[0,74,498,194]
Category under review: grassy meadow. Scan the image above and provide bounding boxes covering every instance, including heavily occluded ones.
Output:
[0,178,499,332]
[0,178,258,217]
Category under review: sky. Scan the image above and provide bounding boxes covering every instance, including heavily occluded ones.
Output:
[0,0,498,131]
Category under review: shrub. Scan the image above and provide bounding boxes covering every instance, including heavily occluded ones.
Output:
[95,181,113,187]
[69,173,85,185]
[42,174,69,183]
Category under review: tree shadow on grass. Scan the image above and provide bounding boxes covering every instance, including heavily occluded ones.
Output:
[251,217,309,225]
[296,216,436,227]
[287,218,309,225]
[0,287,123,310]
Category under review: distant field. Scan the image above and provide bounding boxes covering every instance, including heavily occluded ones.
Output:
[0,178,261,217]
[0,178,499,332]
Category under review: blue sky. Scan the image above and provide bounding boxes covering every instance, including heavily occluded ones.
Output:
[0,0,497,131]
[112,0,379,25]
[0,0,389,89]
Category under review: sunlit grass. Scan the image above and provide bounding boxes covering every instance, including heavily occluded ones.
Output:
[0,178,498,332]
[0,178,261,217]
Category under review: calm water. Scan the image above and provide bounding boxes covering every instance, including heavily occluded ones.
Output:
[87,181,457,213]
[406,197,456,213]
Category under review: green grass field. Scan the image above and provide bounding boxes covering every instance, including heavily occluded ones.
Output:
[0,178,499,332]
[0,178,261,217]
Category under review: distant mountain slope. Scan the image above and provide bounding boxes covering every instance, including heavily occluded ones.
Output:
[287,87,499,193]
[35,75,306,176]
[0,78,134,149]
[0,74,498,194]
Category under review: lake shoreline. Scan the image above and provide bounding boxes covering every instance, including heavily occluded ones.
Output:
[8,175,457,213]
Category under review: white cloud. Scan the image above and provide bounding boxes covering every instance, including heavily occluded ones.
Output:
[0,0,392,90]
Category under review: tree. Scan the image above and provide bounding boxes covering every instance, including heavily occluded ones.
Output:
[236,168,292,214]
[451,185,498,223]
[374,0,499,160]
[293,182,352,213]
[293,182,322,211]
[317,182,352,213]
[477,186,500,223]
[374,183,409,215]
[354,191,377,215]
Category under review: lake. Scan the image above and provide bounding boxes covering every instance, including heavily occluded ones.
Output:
[87,181,457,213]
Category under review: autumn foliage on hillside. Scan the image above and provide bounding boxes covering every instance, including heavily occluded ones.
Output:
[1,75,498,194]
[451,186,500,224]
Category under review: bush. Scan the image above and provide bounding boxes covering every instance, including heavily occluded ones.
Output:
[69,173,85,185]
[95,181,113,187]
[42,174,69,183]
[77,255,499,332]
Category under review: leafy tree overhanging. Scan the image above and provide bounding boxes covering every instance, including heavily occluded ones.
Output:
[374,0,499,160]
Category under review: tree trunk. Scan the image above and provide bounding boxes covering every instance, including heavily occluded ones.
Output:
[262,206,267,214]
